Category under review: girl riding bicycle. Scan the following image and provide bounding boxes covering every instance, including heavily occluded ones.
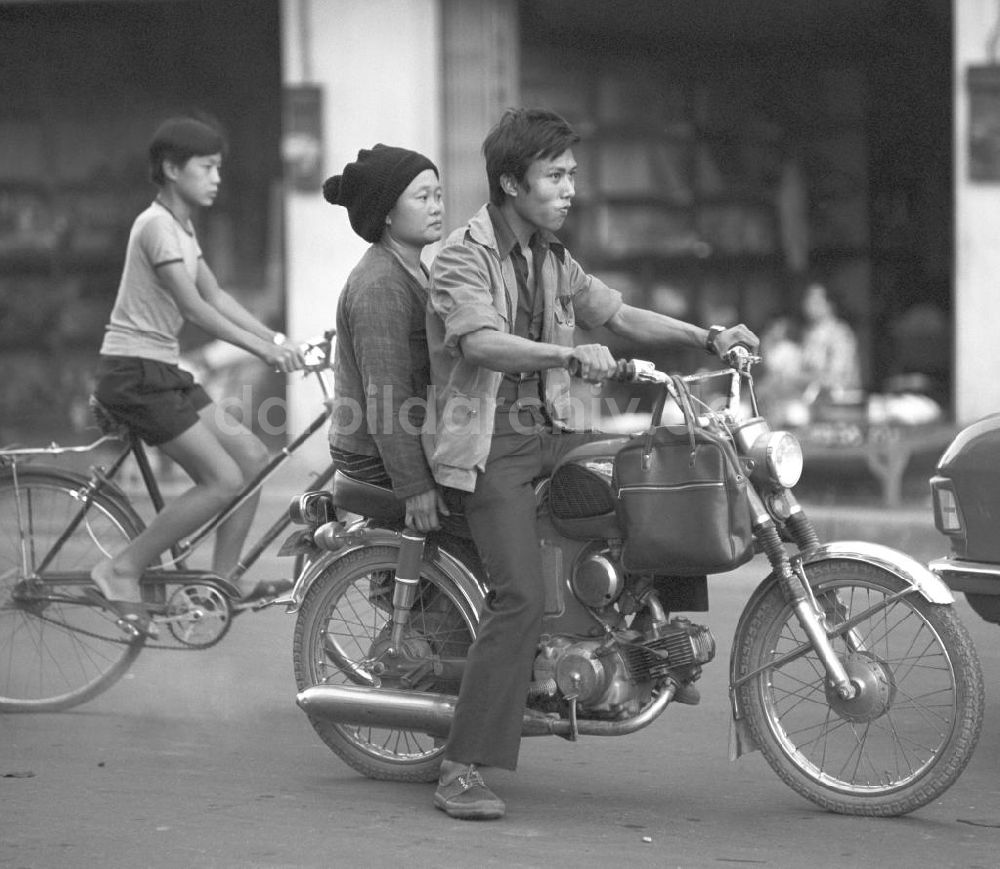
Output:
[89,116,306,637]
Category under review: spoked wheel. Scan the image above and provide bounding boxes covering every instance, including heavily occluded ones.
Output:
[293,544,478,781]
[0,468,147,711]
[736,559,984,816]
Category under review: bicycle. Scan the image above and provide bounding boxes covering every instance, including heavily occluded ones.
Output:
[0,331,337,712]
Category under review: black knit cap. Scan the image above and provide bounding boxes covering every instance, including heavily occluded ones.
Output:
[322,144,437,243]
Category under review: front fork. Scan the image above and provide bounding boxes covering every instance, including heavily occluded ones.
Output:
[748,488,857,701]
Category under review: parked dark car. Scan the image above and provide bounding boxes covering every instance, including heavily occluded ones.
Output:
[930,413,1000,623]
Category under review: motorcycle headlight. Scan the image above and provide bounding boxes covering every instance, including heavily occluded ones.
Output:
[749,431,803,488]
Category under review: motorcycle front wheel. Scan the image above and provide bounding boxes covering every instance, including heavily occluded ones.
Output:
[293,544,478,782]
[735,558,984,816]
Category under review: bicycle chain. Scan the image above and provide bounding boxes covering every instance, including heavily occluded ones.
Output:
[30,607,209,651]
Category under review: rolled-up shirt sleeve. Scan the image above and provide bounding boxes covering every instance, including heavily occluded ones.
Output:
[429,240,504,352]
[562,250,623,329]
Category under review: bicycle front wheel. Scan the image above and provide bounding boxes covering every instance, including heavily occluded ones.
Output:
[0,467,147,711]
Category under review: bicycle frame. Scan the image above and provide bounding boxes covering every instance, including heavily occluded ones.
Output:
[1,332,338,593]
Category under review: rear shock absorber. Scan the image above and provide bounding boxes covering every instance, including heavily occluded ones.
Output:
[387,530,426,655]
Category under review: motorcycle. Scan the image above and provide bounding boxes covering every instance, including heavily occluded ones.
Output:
[279,351,983,816]
[930,412,1000,624]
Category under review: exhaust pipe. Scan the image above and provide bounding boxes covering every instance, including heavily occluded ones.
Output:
[296,682,675,738]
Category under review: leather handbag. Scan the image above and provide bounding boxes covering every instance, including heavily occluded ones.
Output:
[612,375,754,575]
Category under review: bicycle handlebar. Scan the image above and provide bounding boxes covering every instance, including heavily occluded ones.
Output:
[299,328,336,373]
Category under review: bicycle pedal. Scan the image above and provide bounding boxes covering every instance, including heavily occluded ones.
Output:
[231,597,275,614]
[114,617,141,637]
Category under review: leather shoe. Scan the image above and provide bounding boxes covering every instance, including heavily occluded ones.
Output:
[433,764,505,820]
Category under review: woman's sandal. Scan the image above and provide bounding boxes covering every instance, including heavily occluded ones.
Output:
[81,587,159,639]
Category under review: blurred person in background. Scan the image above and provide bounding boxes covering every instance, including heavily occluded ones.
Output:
[798,279,862,405]
[757,278,862,426]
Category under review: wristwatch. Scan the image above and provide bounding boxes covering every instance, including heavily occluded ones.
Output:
[272,332,287,346]
[705,325,725,355]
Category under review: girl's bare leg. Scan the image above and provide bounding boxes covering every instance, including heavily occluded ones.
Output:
[91,416,248,602]
[193,403,269,580]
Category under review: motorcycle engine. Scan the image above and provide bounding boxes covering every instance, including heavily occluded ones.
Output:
[531,618,715,717]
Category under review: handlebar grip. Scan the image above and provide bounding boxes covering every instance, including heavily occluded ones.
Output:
[567,357,636,382]
[612,359,635,382]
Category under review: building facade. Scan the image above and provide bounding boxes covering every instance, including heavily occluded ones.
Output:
[0,0,994,466]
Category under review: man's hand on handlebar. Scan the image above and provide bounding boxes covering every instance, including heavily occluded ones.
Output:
[711,323,760,360]
[565,343,618,383]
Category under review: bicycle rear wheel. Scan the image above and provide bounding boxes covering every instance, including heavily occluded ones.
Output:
[0,467,147,711]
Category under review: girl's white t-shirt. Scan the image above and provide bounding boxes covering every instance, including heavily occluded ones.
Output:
[100,200,201,365]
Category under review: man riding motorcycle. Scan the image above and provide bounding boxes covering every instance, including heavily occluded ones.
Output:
[423,107,759,819]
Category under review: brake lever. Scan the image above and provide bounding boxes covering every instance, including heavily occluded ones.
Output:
[723,345,760,372]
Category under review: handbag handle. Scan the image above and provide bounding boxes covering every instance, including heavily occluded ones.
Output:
[641,373,746,481]
[642,375,698,467]
[670,375,699,460]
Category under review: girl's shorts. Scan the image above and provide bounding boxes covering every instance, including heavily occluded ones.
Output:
[94,355,212,446]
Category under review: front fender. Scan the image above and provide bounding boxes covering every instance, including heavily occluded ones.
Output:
[279,527,488,619]
[800,541,954,605]
[727,540,954,759]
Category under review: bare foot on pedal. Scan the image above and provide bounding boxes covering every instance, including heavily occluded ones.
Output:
[90,558,143,604]
[88,560,158,639]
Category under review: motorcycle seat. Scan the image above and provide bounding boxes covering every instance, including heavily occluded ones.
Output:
[332,470,405,522]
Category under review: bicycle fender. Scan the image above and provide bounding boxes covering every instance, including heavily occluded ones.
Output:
[2,464,147,534]
[281,529,488,618]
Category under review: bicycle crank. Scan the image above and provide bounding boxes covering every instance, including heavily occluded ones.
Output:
[164,584,233,648]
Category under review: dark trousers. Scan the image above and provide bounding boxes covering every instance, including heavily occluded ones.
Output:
[444,406,600,770]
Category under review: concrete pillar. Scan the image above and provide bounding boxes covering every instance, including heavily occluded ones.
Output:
[280,0,442,467]
[955,0,1000,423]
[440,0,520,226]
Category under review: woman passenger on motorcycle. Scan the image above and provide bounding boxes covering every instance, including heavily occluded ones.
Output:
[322,145,451,532]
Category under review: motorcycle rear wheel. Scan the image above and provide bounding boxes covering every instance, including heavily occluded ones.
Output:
[735,558,983,816]
[292,544,477,782]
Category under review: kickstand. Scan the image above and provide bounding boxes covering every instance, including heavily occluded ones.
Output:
[566,695,579,742]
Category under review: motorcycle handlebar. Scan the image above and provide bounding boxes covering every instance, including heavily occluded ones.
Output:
[591,349,760,385]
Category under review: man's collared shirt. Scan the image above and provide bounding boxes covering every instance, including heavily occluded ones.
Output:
[423,202,623,492]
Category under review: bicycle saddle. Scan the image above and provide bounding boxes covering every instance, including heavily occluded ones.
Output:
[88,395,130,437]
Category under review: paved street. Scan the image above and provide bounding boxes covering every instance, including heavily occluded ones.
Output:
[4,489,1000,868]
